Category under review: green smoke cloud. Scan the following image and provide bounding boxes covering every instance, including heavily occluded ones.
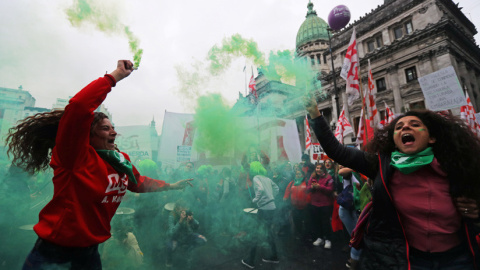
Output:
[66,0,143,68]
[193,94,256,157]
[207,34,265,76]
[176,34,321,106]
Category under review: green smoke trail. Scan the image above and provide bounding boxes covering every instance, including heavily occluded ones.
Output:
[193,94,256,157]
[174,60,209,107]
[66,0,143,68]
[124,26,143,68]
[177,34,321,107]
[207,34,265,76]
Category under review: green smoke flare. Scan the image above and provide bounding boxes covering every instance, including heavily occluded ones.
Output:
[66,0,143,68]
[124,26,143,68]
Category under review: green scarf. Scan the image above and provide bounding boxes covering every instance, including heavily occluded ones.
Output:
[293,177,304,186]
[390,147,434,174]
[96,150,137,185]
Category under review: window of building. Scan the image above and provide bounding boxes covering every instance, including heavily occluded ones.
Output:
[323,54,327,64]
[405,21,413,34]
[405,66,417,82]
[376,35,383,47]
[394,26,403,39]
[410,100,425,110]
[367,40,375,52]
[317,54,321,65]
[311,56,315,66]
[354,116,360,135]
[376,78,387,91]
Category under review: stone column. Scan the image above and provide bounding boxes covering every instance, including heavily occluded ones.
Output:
[387,65,403,113]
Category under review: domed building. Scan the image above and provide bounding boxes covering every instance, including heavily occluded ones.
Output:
[296,1,331,75]
[235,0,480,148]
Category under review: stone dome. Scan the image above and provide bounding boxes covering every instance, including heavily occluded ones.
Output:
[296,1,329,49]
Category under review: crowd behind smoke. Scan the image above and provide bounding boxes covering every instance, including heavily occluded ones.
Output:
[0,142,326,269]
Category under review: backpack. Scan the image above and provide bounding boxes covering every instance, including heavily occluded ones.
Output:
[336,184,354,210]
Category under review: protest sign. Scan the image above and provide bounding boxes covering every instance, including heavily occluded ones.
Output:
[177,145,192,162]
[418,66,467,111]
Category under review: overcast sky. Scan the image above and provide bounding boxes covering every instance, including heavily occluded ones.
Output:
[1,0,478,133]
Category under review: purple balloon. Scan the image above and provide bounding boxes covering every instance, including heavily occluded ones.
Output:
[328,5,351,31]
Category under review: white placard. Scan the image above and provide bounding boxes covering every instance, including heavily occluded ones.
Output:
[176,145,192,162]
[418,66,467,111]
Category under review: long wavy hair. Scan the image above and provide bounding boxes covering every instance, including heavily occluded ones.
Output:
[367,110,480,199]
[6,110,109,174]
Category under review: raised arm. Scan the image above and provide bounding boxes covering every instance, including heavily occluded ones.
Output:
[54,60,134,169]
[304,94,377,179]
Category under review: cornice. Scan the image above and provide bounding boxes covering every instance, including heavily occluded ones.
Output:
[331,0,426,50]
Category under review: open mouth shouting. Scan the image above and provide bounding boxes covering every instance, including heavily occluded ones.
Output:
[401,133,415,146]
[393,116,436,154]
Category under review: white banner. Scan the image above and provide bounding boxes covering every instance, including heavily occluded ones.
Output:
[158,111,302,168]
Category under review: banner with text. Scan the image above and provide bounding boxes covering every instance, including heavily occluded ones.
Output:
[418,66,467,111]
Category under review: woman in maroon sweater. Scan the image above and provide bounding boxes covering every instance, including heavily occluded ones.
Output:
[304,94,480,269]
[307,163,334,249]
[7,60,192,270]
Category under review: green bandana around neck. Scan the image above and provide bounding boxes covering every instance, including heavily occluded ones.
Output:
[294,177,304,186]
[390,147,434,174]
[96,150,137,185]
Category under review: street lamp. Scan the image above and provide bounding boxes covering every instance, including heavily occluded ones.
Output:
[326,27,341,120]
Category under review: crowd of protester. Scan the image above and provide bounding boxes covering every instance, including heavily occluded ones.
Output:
[1,59,479,270]
[97,147,374,269]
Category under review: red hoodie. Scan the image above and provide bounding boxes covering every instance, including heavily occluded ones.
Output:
[34,75,170,247]
[283,181,311,210]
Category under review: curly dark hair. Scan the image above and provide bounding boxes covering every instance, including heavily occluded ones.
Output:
[367,109,480,199]
[6,110,109,174]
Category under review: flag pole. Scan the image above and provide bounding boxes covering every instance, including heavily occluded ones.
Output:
[252,66,261,148]
[358,60,370,146]
[244,62,247,97]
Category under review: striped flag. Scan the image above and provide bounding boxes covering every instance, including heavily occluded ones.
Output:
[340,27,360,105]
[356,100,374,146]
[334,107,354,143]
[460,91,480,136]
[356,107,365,146]
[305,116,312,151]
[384,102,396,125]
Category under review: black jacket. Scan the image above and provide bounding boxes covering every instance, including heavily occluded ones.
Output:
[311,116,479,269]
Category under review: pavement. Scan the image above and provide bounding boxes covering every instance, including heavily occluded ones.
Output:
[145,230,352,270]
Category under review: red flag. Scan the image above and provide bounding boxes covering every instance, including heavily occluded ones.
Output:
[305,116,312,151]
[340,27,360,105]
[356,107,374,147]
[384,101,396,125]
[248,74,257,98]
[334,107,353,143]
[367,60,380,128]
[460,91,480,136]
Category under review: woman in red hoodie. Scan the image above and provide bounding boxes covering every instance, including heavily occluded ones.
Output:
[7,60,192,270]
[283,169,311,241]
[308,163,334,249]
